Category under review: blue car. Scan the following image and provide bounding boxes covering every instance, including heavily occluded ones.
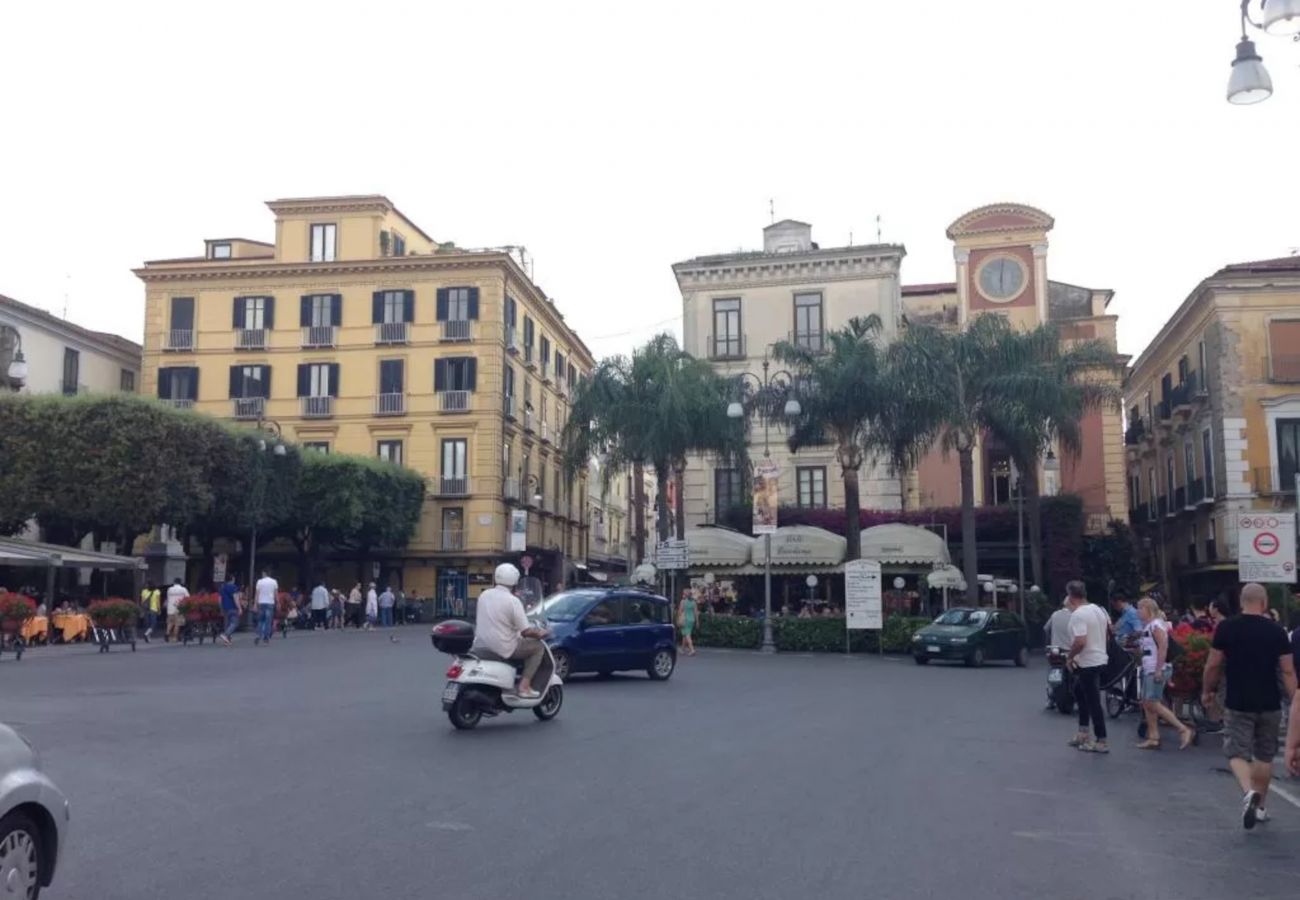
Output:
[538,588,677,681]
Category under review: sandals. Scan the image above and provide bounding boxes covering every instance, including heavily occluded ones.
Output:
[1178,728,1194,750]
[1136,739,1161,750]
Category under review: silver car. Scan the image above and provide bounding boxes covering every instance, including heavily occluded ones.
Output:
[0,723,69,899]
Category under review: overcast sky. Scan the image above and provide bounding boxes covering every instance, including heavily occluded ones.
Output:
[2,1,1297,359]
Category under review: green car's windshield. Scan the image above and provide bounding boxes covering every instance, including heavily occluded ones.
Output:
[538,590,602,622]
[935,609,988,627]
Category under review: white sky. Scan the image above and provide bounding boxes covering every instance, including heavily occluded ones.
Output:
[2,1,1297,359]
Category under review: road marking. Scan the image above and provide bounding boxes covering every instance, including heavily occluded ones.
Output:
[1006,787,1059,797]
[1270,781,1300,811]
[425,820,474,832]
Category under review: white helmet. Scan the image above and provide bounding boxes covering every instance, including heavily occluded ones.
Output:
[494,563,521,587]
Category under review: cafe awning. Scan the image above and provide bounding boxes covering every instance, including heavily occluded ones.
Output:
[0,537,146,571]
[684,527,755,568]
[859,524,951,566]
[750,525,846,568]
[927,564,967,591]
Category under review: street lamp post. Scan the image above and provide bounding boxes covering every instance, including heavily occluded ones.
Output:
[1225,0,1300,104]
[726,355,801,654]
[248,418,286,597]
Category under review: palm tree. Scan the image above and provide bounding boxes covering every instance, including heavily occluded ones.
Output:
[774,316,932,561]
[889,314,1117,604]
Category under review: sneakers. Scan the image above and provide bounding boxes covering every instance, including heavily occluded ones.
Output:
[220,634,232,646]
[1067,733,1089,748]
[1243,790,1261,830]
[1078,739,1109,754]
[1256,807,1270,825]
[515,687,541,700]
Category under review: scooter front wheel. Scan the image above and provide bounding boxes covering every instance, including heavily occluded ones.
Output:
[533,685,563,721]
[448,693,483,730]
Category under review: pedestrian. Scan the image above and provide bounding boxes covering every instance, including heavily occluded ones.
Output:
[1111,592,1141,645]
[347,583,363,628]
[140,582,161,643]
[1188,599,1214,634]
[310,580,329,630]
[165,577,189,644]
[1065,580,1111,754]
[253,570,278,646]
[365,583,379,630]
[378,584,395,627]
[676,589,697,656]
[1201,582,1298,829]
[1045,598,1073,649]
[394,586,407,625]
[218,575,240,645]
[1135,597,1194,750]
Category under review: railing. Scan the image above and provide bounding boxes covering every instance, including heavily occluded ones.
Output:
[163,398,195,410]
[503,394,516,419]
[1124,419,1146,446]
[1252,466,1298,495]
[524,410,535,433]
[1186,477,1205,505]
[165,329,194,351]
[1129,503,1148,525]
[540,422,551,444]
[503,477,520,501]
[1157,495,1169,517]
[1173,486,1186,510]
[504,324,519,353]
[301,396,334,418]
[375,393,406,416]
[708,333,746,360]
[233,397,265,420]
[376,322,409,345]
[438,476,469,496]
[1156,399,1172,421]
[439,390,470,413]
[441,319,471,342]
[301,325,337,348]
[791,330,825,353]
[1169,380,1193,410]
[439,529,465,552]
[1270,352,1300,383]
[236,328,266,350]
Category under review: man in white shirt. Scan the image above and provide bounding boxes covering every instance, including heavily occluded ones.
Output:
[1066,580,1112,753]
[310,581,330,631]
[253,570,278,646]
[165,578,189,643]
[473,563,550,698]
[1045,601,1073,650]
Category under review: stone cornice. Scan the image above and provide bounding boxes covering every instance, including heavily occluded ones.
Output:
[133,252,514,284]
[674,252,901,292]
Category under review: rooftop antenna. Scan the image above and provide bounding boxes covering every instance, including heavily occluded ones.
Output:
[769,198,774,224]
[876,215,882,243]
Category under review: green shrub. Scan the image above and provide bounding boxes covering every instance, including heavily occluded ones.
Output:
[696,614,933,654]
[881,615,933,652]
[695,614,762,649]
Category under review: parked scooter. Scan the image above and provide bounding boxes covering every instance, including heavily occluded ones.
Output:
[1045,646,1074,715]
[432,619,564,730]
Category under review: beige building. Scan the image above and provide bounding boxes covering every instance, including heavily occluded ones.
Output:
[673,220,907,526]
[1124,255,1300,602]
[134,195,593,599]
[1,294,140,397]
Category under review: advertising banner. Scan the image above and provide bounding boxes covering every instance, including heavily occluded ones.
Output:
[752,459,779,535]
[509,509,528,552]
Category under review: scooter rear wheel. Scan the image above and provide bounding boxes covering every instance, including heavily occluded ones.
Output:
[533,685,563,721]
[448,693,483,730]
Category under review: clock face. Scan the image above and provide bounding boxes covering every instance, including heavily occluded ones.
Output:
[977,256,1026,302]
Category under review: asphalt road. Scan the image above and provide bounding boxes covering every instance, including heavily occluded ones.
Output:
[3,629,1299,900]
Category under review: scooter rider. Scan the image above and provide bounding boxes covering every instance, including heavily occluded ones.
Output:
[473,563,550,699]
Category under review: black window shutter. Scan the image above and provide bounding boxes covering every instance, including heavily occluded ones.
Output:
[264,297,275,330]
[157,368,172,399]
[331,294,342,326]
[468,358,477,391]
[261,365,272,399]
[229,366,240,399]
[300,296,312,327]
[187,367,200,400]
[404,290,415,323]
[233,298,245,329]
[435,359,446,392]
[436,288,448,321]
[467,288,480,320]
[297,364,309,398]
[372,291,383,324]
[329,363,340,397]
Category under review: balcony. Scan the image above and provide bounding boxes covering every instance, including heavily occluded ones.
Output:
[439,390,470,413]
[1129,502,1149,525]
[505,324,519,354]
[503,477,520,502]
[376,322,409,345]
[236,328,267,351]
[165,329,194,351]
[540,422,552,445]
[524,344,536,369]
[437,475,469,497]
[523,409,535,433]
[1252,466,1298,496]
[232,397,265,420]
[708,334,746,361]
[438,529,465,552]
[791,330,825,354]
[375,392,406,416]
[301,325,337,349]
[503,394,517,420]
[301,396,334,418]
[1169,380,1194,417]
[1186,477,1204,506]
[1124,418,1146,446]
[1172,486,1186,512]
[1270,352,1300,384]
[441,319,471,342]
[163,398,195,410]
[1155,399,1172,422]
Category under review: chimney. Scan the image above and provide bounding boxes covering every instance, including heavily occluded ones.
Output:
[763,220,813,254]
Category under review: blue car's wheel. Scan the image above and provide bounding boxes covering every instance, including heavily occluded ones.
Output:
[648,648,675,681]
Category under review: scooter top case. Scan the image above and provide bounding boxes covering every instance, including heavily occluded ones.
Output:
[431,619,474,655]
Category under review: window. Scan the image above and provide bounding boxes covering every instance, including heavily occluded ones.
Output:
[1278,419,1300,494]
[1177,355,1189,385]
[391,232,406,257]
[377,440,403,465]
[61,348,79,395]
[120,369,135,392]
[233,295,273,330]
[1165,454,1175,500]
[157,367,199,401]
[714,467,743,513]
[1144,392,1152,425]
[435,357,477,392]
[170,296,195,331]
[796,466,827,508]
[503,364,515,399]
[1198,340,1209,395]
[228,365,270,398]
[373,290,412,324]
[438,287,478,321]
[310,223,336,262]
[1129,471,1140,509]
[1268,320,1300,382]
[442,438,467,478]
[504,295,518,328]
[503,442,511,478]
[1183,440,1196,488]
[523,316,535,349]
[210,242,232,259]
[540,336,551,367]
[379,359,404,394]
[301,294,337,328]
[441,508,463,547]
[794,292,823,351]
[712,298,742,357]
[302,442,330,454]
[1202,427,1215,498]
[1147,465,1156,519]
[555,351,566,381]
[297,363,338,398]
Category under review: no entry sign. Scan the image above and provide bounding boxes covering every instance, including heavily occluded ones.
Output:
[1237,512,1296,584]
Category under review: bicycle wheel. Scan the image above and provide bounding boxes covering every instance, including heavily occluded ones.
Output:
[1105,679,1126,719]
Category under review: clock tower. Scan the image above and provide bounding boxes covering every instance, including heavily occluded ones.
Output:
[947,203,1054,329]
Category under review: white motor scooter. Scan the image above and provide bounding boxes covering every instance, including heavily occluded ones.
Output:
[431,618,564,730]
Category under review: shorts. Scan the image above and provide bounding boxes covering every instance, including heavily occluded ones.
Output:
[1141,664,1172,701]
[1223,708,1282,763]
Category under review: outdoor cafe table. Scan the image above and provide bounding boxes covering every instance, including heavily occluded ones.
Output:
[51,612,91,642]
[20,615,49,643]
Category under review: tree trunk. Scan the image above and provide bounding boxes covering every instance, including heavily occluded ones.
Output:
[959,446,979,605]
[673,464,686,541]
[653,462,671,544]
[632,462,646,565]
[843,464,862,562]
[1025,466,1044,591]
[199,532,216,589]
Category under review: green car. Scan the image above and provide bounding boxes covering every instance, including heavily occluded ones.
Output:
[911,607,1029,667]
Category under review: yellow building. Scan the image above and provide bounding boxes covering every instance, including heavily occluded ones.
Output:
[1124,255,1300,603]
[134,195,593,601]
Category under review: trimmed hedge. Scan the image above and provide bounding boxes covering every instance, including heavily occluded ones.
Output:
[695,613,932,654]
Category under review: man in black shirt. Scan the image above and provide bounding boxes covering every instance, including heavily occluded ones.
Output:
[1202,583,1297,830]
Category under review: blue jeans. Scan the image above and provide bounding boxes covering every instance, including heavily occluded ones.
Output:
[145,611,158,633]
[380,607,393,627]
[257,605,274,641]
[223,610,240,638]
